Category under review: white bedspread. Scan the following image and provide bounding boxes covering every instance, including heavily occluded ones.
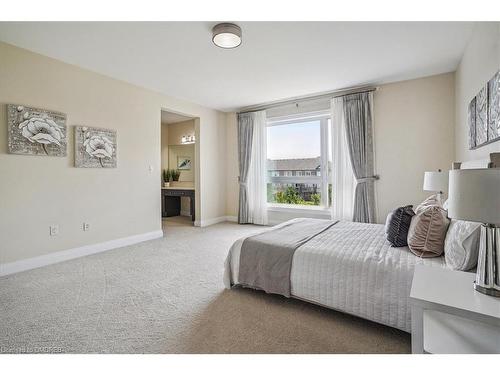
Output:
[224,219,446,332]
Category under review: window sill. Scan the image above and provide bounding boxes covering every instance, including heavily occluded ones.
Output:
[267,203,330,213]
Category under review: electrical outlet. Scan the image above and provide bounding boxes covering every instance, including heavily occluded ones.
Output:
[49,225,59,236]
[83,223,90,231]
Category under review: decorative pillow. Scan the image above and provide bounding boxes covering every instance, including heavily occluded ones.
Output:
[407,206,450,257]
[414,194,441,215]
[384,211,394,235]
[442,199,449,210]
[444,219,481,271]
[386,206,415,247]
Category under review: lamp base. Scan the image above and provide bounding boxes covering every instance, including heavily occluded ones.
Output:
[474,281,500,297]
[475,224,500,298]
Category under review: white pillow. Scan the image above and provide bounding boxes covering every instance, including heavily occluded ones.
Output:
[384,211,394,235]
[444,219,481,271]
[442,198,449,210]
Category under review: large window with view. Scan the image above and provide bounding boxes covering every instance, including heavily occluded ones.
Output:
[267,113,331,208]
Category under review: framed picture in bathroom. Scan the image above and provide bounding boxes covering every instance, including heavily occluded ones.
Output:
[177,156,192,170]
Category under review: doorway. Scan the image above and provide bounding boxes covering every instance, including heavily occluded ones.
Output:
[160,110,198,228]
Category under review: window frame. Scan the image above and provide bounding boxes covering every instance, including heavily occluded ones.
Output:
[266,110,331,210]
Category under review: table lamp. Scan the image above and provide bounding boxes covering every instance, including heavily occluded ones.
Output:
[423,169,449,203]
[448,169,500,297]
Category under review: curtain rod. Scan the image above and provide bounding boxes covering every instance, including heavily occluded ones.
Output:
[237,85,378,114]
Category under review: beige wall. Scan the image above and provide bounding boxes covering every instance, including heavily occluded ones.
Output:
[200,112,228,223]
[167,120,195,146]
[225,113,239,218]
[225,73,456,224]
[374,73,455,223]
[455,22,500,162]
[0,41,227,265]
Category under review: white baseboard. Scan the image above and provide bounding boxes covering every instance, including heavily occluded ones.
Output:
[194,216,238,227]
[0,230,164,277]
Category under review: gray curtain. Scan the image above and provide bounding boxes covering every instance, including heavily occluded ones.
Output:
[343,92,377,223]
[237,112,255,224]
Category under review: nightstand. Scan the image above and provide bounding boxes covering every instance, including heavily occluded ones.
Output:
[410,265,500,354]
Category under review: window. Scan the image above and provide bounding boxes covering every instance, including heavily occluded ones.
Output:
[266,113,330,208]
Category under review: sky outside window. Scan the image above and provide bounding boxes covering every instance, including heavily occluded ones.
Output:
[267,121,321,159]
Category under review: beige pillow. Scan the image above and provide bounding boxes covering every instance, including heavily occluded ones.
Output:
[414,194,441,215]
[408,205,450,258]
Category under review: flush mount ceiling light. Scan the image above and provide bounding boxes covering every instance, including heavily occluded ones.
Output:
[212,23,242,49]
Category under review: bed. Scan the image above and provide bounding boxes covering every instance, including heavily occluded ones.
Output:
[224,219,445,332]
[224,153,500,333]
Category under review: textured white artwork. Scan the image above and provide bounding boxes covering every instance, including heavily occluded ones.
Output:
[469,70,500,150]
[475,85,488,146]
[75,126,117,168]
[468,98,476,149]
[7,104,67,156]
[488,71,500,141]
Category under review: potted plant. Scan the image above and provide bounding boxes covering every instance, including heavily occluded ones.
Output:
[163,169,172,187]
[171,169,181,182]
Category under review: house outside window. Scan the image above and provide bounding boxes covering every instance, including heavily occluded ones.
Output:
[266,112,331,208]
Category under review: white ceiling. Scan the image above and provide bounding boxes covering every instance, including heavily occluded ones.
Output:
[161,111,193,125]
[0,22,474,112]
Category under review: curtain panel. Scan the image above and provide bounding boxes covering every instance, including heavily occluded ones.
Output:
[237,113,255,223]
[237,110,268,225]
[342,92,377,223]
[331,97,356,221]
[246,111,268,225]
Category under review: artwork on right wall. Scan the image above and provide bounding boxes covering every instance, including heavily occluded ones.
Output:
[489,70,500,141]
[469,70,500,149]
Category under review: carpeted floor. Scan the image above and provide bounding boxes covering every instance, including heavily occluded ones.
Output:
[0,218,410,354]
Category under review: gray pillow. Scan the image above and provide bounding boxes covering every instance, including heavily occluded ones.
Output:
[386,205,415,247]
[444,219,481,271]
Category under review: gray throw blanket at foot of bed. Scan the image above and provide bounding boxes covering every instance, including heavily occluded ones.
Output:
[239,219,338,297]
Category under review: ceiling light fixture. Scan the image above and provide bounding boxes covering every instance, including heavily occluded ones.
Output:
[212,23,242,49]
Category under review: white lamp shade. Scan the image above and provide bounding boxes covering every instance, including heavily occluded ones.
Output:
[448,169,500,225]
[423,171,448,193]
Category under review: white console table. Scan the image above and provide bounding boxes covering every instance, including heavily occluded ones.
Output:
[410,265,500,354]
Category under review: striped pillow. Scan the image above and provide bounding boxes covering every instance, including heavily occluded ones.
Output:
[386,205,415,247]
